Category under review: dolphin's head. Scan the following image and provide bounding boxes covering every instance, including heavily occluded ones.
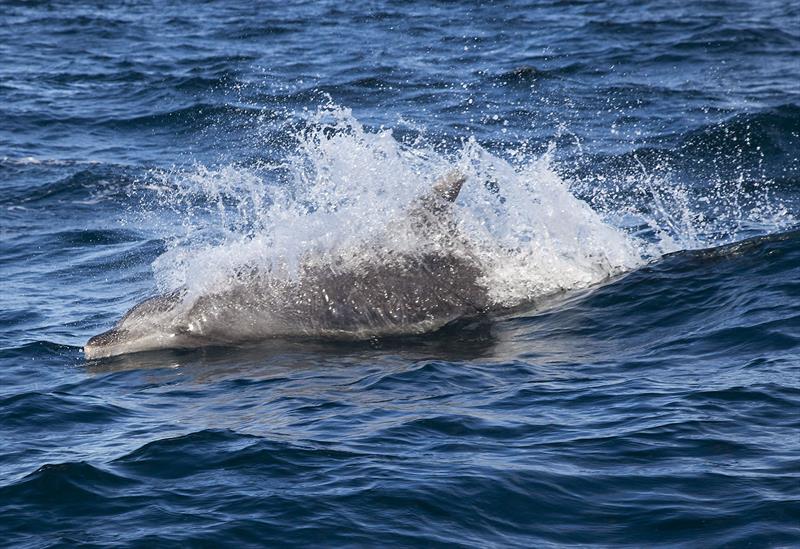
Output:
[84,325,183,359]
[84,290,192,359]
[84,327,137,360]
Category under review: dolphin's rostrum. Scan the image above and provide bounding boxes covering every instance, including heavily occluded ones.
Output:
[84,171,493,359]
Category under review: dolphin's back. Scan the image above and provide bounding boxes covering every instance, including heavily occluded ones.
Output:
[85,171,488,357]
[287,250,487,336]
[119,290,184,324]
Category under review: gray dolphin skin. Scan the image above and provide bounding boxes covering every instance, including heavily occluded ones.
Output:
[84,172,492,359]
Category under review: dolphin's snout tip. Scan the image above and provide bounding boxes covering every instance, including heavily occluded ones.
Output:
[84,329,123,360]
[83,344,100,360]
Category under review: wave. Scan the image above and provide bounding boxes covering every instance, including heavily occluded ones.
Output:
[110,429,367,479]
[488,63,590,85]
[30,69,236,96]
[505,228,800,366]
[0,102,274,140]
[94,103,271,131]
[0,390,135,429]
[0,164,141,206]
[2,417,797,546]
[0,461,136,503]
[676,26,798,52]
[677,103,800,168]
[582,102,800,167]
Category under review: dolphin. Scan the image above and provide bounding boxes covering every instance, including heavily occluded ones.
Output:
[84,171,492,359]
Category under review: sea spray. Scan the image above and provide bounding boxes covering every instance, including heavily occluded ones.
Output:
[135,105,794,323]
[139,106,644,317]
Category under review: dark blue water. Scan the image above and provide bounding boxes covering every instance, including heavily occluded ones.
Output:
[2,1,800,546]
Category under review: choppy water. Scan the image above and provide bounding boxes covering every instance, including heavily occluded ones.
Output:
[2,1,800,546]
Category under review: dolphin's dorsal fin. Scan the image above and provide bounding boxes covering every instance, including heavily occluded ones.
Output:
[411,170,466,218]
[431,170,466,203]
[400,170,467,241]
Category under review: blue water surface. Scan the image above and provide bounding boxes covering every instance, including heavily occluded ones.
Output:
[2,1,800,546]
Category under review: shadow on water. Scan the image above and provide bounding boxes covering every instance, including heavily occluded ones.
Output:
[82,317,503,376]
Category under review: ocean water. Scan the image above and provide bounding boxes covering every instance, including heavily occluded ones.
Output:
[2,0,800,546]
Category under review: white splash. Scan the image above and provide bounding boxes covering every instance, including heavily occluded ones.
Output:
[137,104,794,320]
[141,106,645,313]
